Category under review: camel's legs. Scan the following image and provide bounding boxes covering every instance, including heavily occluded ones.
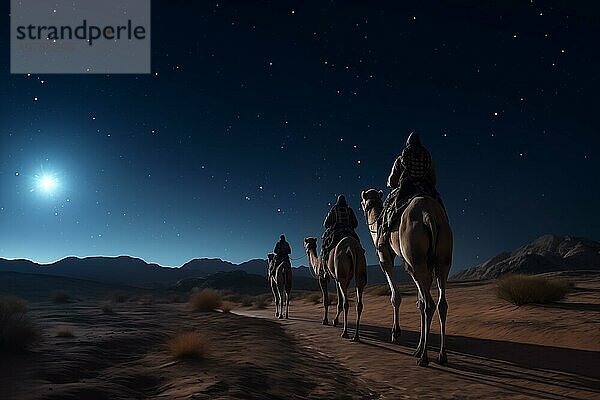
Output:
[414,296,426,358]
[379,249,401,343]
[414,275,435,367]
[285,289,290,319]
[279,285,287,320]
[277,296,282,319]
[319,276,330,325]
[437,276,448,365]
[276,286,284,319]
[352,283,364,342]
[333,282,343,327]
[271,279,280,318]
[339,281,350,339]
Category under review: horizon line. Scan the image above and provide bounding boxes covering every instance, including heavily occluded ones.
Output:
[0,253,277,269]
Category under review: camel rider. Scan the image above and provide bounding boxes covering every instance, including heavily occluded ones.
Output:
[273,234,291,270]
[378,132,444,249]
[321,195,360,269]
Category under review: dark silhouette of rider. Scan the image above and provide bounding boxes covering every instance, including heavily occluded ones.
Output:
[273,234,291,265]
[387,132,437,192]
[378,132,443,249]
[321,195,359,268]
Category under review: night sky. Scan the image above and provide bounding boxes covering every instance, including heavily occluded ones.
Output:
[1,1,598,271]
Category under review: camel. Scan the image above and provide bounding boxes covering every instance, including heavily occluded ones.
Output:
[303,236,367,341]
[267,253,292,319]
[361,189,453,367]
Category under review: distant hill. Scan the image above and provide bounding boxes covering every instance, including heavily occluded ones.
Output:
[0,256,269,287]
[0,255,411,288]
[453,234,600,280]
[173,270,269,295]
[0,256,170,286]
[0,271,152,302]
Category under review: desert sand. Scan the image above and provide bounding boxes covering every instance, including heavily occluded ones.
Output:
[1,274,599,399]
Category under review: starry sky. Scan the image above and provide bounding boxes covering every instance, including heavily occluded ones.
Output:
[1,1,598,271]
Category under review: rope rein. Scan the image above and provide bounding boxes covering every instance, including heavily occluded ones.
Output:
[302,247,326,280]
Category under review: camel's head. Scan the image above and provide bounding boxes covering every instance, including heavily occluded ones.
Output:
[267,252,275,266]
[304,237,317,253]
[361,189,384,216]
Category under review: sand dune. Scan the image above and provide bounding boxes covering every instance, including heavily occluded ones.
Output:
[1,275,599,399]
[242,275,600,399]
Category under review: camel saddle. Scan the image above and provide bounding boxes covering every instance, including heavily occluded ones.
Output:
[380,184,445,235]
[270,254,291,277]
[320,228,361,277]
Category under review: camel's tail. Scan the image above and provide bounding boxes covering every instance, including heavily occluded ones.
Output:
[280,261,292,293]
[346,247,357,279]
[286,261,292,293]
[422,211,438,274]
[346,242,367,288]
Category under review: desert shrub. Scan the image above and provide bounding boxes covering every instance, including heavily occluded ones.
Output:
[220,301,234,314]
[497,274,574,306]
[240,296,253,307]
[56,327,75,338]
[252,295,271,309]
[52,290,71,303]
[0,296,40,351]
[168,331,209,360]
[189,289,222,312]
[222,293,243,303]
[307,293,321,304]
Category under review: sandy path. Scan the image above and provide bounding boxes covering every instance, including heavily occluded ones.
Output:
[1,276,598,399]
[236,278,600,399]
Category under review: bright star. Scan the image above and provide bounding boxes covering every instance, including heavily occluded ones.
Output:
[39,175,57,192]
[33,170,61,196]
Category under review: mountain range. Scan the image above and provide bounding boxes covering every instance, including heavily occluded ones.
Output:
[452,234,600,280]
[0,256,272,286]
[0,255,411,289]
[5,233,592,289]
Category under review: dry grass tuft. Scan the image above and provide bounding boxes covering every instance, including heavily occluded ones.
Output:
[222,293,243,303]
[252,295,271,309]
[497,274,574,306]
[168,331,209,360]
[220,301,234,314]
[188,289,222,312]
[240,296,253,307]
[52,290,71,303]
[0,295,40,351]
[56,327,75,338]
